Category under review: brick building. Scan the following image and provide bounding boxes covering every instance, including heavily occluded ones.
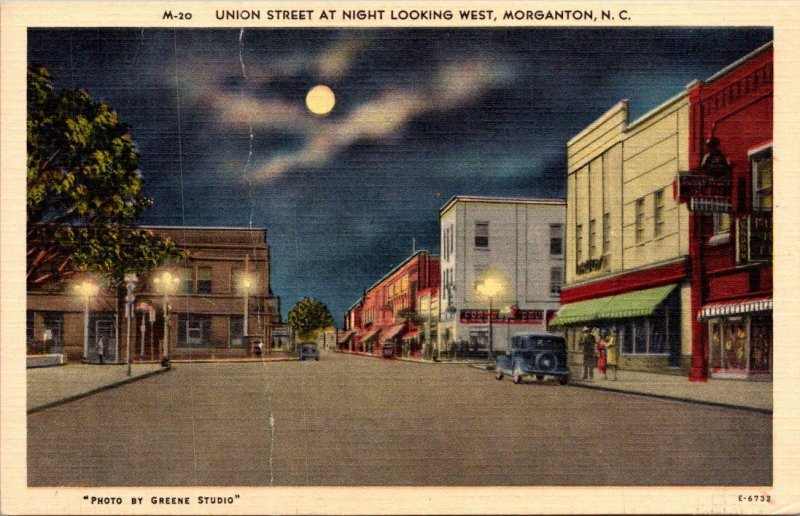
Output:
[27,226,279,362]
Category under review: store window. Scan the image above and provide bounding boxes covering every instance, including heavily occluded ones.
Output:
[635,198,646,244]
[230,316,245,348]
[713,213,731,236]
[752,148,772,212]
[653,189,665,238]
[602,213,611,255]
[42,312,64,348]
[197,266,212,294]
[619,315,669,355]
[749,316,772,373]
[589,219,597,258]
[709,316,772,375]
[474,222,489,248]
[550,224,563,256]
[178,314,212,348]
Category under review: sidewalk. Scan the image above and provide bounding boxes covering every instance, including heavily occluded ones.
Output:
[337,349,484,365]
[473,363,772,413]
[568,368,772,413]
[27,363,167,413]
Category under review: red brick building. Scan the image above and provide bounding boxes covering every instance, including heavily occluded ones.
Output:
[685,42,773,380]
[343,250,439,357]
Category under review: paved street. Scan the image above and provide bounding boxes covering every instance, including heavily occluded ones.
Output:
[28,352,771,486]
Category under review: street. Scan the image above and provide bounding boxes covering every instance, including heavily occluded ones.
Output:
[28,352,771,486]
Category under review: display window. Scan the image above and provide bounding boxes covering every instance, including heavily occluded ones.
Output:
[708,315,772,377]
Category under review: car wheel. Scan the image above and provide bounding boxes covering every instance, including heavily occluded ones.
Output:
[536,375,545,381]
[513,365,523,384]
[495,368,504,380]
[558,375,570,385]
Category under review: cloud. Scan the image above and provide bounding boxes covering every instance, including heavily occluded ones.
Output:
[251,56,515,182]
[312,35,369,81]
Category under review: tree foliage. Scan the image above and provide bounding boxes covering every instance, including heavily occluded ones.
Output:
[287,298,334,340]
[26,65,182,287]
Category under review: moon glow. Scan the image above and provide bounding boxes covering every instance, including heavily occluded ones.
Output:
[306,85,336,115]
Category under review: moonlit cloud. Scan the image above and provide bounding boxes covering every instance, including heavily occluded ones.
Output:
[251,56,515,182]
[312,35,369,81]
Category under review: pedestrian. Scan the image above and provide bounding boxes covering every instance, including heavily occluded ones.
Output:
[96,336,105,365]
[596,331,608,380]
[579,326,596,380]
[606,328,620,381]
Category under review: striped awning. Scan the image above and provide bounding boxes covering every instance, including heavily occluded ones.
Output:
[549,284,677,327]
[361,328,381,342]
[401,330,419,340]
[381,324,405,342]
[337,330,356,344]
[698,297,772,319]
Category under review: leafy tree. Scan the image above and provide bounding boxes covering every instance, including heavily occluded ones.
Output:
[287,298,334,341]
[396,307,423,325]
[26,65,182,288]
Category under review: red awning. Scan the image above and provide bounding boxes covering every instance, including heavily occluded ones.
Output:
[337,330,355,344]
[698,297,772,319]
[401,330,419,340]
[361,328,381,342]
[380,324,405,342]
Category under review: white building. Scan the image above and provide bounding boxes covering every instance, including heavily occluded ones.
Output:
[437,196,566,355]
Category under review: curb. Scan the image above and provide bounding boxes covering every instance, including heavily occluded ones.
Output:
[27,367,171,414]
[169,357,298,364]
[339,351,486,365]
[568,381,772,415]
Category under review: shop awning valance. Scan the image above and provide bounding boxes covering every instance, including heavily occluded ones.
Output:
[338,330,355,344]
[361,328,381,342]
[401,330,419,340]
[549,284,677,327]
[698,297,772,319]
[381,324,405,342]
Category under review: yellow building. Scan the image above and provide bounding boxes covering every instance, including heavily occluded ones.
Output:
[554,94,694,372]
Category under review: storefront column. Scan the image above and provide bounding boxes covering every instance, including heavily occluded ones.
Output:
[689,212,708,381]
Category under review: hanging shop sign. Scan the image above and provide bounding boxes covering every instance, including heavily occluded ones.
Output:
[736,212,772,264]
[460,309,544,324]
[675,174,732,213]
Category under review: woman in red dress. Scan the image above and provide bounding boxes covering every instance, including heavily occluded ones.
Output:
[596,333,608,379]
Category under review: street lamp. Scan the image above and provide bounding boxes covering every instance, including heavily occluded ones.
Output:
[237,274,256,341]
[124,273,138,376]
[153,270,180,361]
[74,279,99,362]
[476,277,503,363]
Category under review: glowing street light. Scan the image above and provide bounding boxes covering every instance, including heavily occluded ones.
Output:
[237,273,256,340]
[153,270,180,361]
[74,279,100,362]
[477,277,504,362]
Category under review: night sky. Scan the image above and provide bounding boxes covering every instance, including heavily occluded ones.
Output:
[28,28,772,322]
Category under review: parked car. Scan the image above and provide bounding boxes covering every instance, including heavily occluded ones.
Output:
[298,343,319,361]
[495,334,570,385]
[381,342,395,358]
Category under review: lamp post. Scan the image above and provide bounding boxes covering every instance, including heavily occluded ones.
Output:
[74,279,99,362]
[477,277,503,363]
[153,271,180,361]
[124,273,138,376]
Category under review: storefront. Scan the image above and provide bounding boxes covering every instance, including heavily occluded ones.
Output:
[699,298,772,379]
[551,284,683,370]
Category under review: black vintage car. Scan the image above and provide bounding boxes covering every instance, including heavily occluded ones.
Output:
[495,333,571,385]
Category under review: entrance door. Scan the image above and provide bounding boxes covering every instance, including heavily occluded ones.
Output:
[88,313,117,363]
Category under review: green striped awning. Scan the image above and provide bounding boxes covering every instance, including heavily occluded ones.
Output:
[550,284,677,327]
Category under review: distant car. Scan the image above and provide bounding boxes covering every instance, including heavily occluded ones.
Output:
[381,342,395,359]
[298,343,319,361]
[495,334,570,385]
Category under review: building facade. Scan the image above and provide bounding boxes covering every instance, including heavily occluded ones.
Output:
[27,226,278,362]
[344,250,439,357]
[686,43,773,380]
[437,196,565,356]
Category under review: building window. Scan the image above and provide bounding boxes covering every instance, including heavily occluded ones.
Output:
[474,222,489,248]
[550,267,562,295]
[588,219,597,258]
[575,225,583,264]
[713,213,731,236]
[752,148,772,212]
[654,189,665,238]
[180,267,193,294]
[635,198,646,244]
[619,316,669,355]
[602,213,611,254]
[42,312,64,348]
[197,266,212,294]
[178,314,212,348]
[549,224,563,256]
[230,316,245,348]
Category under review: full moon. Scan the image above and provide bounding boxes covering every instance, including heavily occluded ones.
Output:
[306,85,336,115]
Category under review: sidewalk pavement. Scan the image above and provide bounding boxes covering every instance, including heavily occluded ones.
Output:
[337,349,484,364]
[472,363,772,413]
[27,363,167,413]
